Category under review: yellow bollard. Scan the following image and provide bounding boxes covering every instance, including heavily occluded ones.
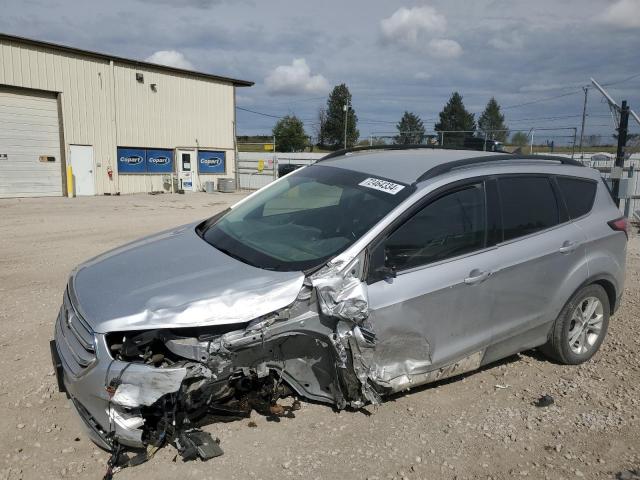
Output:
[66,165,75,197]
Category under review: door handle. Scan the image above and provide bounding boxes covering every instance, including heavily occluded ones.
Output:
[464,269,490,285]
[559,240,578,254]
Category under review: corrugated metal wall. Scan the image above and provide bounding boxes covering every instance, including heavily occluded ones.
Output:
[0,37,236,196]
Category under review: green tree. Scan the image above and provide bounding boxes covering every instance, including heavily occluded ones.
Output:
[434,92,476,147]
[272,115,307,152]
[478,97,508,142]
[395,111,426,144]
[322,83,359,149]
[510,131,529,147]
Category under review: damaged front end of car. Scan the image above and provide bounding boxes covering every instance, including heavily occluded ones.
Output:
[56,249,383,474]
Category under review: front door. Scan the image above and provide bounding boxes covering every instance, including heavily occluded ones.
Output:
[69,145,95,196]
[366,180,498,391]
[177,149,195,192]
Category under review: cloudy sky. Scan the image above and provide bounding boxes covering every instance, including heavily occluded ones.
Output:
[3,0,639,142]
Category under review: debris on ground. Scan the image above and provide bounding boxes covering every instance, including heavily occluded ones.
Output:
[533,394,555,407]
[616,470,640,480]
[174,430,223,462]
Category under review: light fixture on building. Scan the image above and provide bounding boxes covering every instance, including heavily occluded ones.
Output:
[136,73,144,83]
[150,83,157,92]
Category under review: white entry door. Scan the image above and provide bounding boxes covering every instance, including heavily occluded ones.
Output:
[177,149,196,192]
[69,145,95,196]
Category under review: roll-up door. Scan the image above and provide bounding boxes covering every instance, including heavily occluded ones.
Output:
[0,87,63,197]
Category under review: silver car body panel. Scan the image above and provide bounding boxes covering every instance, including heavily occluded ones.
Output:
[52,149,627,456]
[70,224,305,333]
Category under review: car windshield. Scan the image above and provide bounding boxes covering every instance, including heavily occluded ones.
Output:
[200,164,414,271]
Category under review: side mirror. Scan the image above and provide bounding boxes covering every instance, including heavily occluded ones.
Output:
[374,264,397,280]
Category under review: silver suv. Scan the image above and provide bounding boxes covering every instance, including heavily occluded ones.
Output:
[51,147,627,455]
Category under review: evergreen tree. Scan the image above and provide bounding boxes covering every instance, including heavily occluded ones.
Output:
[434,92,476,147]
[322,84,359,149]
[272,115,307,152]
[395,111,426,144]
[478,97,508,142]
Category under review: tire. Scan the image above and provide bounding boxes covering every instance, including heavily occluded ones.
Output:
[541,284,610,365]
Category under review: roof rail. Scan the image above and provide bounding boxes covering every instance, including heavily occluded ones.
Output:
[318,143,478,161]
[415,154,584,183]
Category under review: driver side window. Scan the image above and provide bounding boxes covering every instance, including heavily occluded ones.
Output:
[378,183,486,272]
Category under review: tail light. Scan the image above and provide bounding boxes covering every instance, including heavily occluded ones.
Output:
[608,217,628,239]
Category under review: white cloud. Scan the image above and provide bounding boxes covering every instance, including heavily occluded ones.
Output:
[380,6,461,57]
[414,71,432,81]
[380,6,446,48]
[601,0,640,28]
[145,50,194,69]
[428,39,463,58]
[264,58,329,95]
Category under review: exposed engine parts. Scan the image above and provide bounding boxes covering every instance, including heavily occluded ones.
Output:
[96,252,380,475]
[96,250,483,477]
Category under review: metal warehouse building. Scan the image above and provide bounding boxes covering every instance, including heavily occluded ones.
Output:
[0,33,253,198]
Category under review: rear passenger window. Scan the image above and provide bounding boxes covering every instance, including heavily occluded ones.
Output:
[499,176,559,241]
[556,177,597,219]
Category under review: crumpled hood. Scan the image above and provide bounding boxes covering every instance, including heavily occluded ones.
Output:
[70,223,305,334]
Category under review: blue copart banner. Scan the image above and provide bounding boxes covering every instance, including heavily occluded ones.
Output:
[146,149,174,173]
[198,150,226,174]
[117,148,146,174]
[117,148,174,174]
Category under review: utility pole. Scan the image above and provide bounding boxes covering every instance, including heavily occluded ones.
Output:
[529,128,535,155]
[590,78,640,207]
[343,104,349,149]
[578,86,588,160]
[612,100,630,207]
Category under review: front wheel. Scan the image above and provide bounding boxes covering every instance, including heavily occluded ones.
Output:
[541,284,610,365]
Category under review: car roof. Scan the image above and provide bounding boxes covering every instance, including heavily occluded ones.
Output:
[315,147,587,185]
[317,149,512,184]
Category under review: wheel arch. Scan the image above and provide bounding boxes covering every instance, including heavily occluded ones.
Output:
[576,273,618,315]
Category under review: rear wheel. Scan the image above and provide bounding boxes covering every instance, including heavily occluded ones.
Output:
[541,284,610,365]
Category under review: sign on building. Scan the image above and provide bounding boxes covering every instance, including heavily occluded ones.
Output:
[117,147,174,174]
[198,150,226,174]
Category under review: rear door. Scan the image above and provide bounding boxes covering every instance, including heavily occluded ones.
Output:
[487,175,589,356]
[366,179,500,390]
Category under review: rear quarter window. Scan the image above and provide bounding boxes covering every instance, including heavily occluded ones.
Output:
[556,177,597,219]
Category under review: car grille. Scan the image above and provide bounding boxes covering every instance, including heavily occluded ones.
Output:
[55,290,96,377]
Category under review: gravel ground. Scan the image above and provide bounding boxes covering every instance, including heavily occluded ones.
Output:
[0,192,639,480]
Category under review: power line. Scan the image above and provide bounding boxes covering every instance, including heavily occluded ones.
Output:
[501,91,581,110]
[236,106,316,122]
[236,106,284,119]
[507,114,612,124]
[602,72,640,87]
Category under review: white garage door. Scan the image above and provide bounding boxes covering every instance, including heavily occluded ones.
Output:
[0,87,63,197]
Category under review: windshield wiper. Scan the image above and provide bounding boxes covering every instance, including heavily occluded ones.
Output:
[213,245,258,268]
